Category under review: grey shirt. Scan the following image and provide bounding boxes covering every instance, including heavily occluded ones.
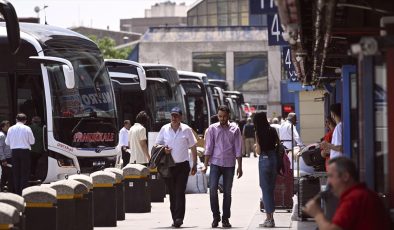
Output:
[0,131,11,160]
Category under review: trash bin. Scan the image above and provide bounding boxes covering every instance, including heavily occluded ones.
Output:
[104,168,125,220]
[22,186,57,230]
[0,192,25,230]
[0,203,19,230]
[149,168,166,202]
[69,174,93,230]
[90,171,117,227]
[50,180,83,230]
[123,164,151,213]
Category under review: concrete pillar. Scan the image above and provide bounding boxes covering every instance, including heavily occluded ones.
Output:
[267,46,282,118]
[226,51,234,90]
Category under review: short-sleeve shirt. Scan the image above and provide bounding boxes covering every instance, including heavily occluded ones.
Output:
[128,123,148,164]
[155,123,197,163]
[332,183,390,230]
[330,122,342,159]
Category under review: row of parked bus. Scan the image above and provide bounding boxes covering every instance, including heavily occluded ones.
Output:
[0,0,246,185]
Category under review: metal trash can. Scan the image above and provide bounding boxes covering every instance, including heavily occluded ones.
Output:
[104,168,125,220]
[22,186,57,230]
[90,171,117,227]
[49,180,83,230]
[149,168,166,202]
[0,192,25,230]
[0,203,19,230]
[123,164,151,213]
[68,174,94,230]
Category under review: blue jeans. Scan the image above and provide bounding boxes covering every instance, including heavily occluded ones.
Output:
[209,164,235,220]
[259,150,277,214]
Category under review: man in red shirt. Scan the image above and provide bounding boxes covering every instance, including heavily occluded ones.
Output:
[304,157,391,230]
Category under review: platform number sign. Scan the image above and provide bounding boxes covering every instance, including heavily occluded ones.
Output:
[250,0,277,14]
[282,46,298,82]
[268,13,287,46]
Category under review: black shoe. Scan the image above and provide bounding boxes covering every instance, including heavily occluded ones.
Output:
[172,219,183,228]
[222,219,232,228]
[211,218,220,228]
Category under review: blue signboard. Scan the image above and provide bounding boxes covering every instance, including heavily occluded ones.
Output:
[282,46,298,82]
[250,0,277,14]
[267,13,287,46]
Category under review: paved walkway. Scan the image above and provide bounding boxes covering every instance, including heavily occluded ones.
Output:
[100,157,317,229]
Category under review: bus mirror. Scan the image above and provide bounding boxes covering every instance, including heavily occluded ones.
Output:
[62,65,75,89]
[137,67,147,90]
[29,56,76,89]
[0,0,20,54]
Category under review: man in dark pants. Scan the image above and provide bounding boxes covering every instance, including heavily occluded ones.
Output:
[0,120,13,192]
[203,105,243,228]
[5,113,35,195]
[155,107,198,228]
[118,120,131,167]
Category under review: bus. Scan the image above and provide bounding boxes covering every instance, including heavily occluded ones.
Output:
[108,62,186,149]
[178,70,215,135]
[0,3,119,182]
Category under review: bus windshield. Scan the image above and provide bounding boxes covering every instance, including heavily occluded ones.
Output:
[46,50,117,148]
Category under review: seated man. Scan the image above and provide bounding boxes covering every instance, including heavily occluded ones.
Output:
[304,157,391,230]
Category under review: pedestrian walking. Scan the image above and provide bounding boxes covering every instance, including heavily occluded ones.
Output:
[270,117,281,135]
[119,120,131,167]
[154,107,198,228]
[304,157,391,230]
[321,103,342,159]
[5,113,35,195]
[203,105,243,228]
[279,113,304,150]
[0,120,13,192]
[128,111,150,164]
[254,112,280,227]
[29,116,43,179]
[243,117,256,157]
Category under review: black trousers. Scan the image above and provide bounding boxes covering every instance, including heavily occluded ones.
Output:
[1,157,13,192]
[122,148,130,167]
[11,149,31,195]
[164,161,190,222]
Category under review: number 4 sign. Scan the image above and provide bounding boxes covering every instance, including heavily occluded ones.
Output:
[267,13,287,46]
[282,46,298,82]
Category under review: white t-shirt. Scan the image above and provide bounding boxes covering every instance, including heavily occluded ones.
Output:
[5,122,35,150]
[128,123,148,164]
[155,123,197,163]
[330,122,342,159]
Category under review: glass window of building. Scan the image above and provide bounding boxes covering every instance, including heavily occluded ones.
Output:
[197,15,207,26]
[229,13,239,25]
[234,52,268,91]
[218,0,228,15]
[229,0,238,13]
[208,15,218,26]
[198,0,207,15]
[193,52,226,80]
[207,1,217,15]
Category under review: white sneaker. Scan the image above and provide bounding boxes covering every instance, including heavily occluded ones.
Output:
[259,219,275,228]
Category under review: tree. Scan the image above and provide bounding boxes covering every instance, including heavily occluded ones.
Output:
[89,35,131,59]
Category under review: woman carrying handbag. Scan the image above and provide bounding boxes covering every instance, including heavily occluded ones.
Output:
[254,112,280,228]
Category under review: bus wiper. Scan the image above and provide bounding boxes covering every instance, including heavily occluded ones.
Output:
[71,113,98,134]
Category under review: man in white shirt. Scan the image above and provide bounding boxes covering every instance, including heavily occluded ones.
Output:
[119,120,131,167]
[270,117,281,135]
[321,103,342,159]
[128,111,150,164]
[155,107,198,228]
[5,113,35,195]
[279,113,304,149]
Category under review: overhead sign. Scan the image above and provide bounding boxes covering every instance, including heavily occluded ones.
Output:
[282,46,298,82]
[250,0,277,14]
[267,13,288,46]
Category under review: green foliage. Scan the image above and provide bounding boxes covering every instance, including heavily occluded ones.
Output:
[89,35,131,59]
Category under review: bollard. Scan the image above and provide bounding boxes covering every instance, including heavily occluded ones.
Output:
[0,203,19,230]
[149,168,166,202]
[0,193,25,230]
[22,186,57,230]
[123,164,151,213]
[49,180,81,230]
[104,168,125,221]
[90,171,117,227]
[68,174,93,230]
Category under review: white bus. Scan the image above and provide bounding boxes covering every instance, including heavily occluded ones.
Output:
[0,2,120,182]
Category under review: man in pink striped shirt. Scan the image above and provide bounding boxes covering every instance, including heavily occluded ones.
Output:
[203,105,243,228]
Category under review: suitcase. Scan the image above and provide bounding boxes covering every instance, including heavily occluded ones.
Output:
[185,163,208,194]
[260,174,293,212]
[298,176,321,220]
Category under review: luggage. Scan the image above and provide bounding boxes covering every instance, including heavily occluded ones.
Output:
[298,176,321,220]
[185,163,208,194]
[300,143,325,171]
[260,172,293,212]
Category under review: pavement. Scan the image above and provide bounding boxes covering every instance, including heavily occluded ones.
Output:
[100,157,317,230]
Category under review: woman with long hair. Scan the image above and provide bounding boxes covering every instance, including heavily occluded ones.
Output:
[254,112,279,228]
